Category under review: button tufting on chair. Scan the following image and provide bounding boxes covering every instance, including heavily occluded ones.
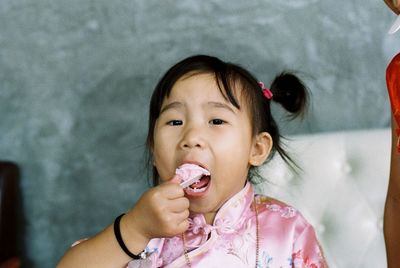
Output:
[256,128,390,268]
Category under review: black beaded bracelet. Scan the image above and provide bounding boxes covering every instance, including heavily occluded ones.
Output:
[114,213,145,260]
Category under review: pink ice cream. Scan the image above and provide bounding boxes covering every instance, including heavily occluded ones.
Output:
[175,163,210,189]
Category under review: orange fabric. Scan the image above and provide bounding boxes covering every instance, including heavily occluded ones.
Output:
[386,53,400,152]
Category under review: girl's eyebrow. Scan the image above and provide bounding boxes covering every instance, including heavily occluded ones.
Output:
[206,101,236,114]
[160,101,184,114]
[160,101,236,114]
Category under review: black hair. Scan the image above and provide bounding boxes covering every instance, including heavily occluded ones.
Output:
[146,55,308,186]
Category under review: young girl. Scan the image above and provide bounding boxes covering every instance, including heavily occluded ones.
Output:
[58,55,327,268]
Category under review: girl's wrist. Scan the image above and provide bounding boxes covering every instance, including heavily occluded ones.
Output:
[119,212,151,256]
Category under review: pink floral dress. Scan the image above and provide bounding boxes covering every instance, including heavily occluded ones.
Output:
[127,183,327,268]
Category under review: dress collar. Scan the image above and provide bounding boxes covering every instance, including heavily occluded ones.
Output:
[211,181,254,226]
[184,182,254,248]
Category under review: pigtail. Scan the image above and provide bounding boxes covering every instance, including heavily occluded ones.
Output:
[261,72,309,176]
[269,72,309,119]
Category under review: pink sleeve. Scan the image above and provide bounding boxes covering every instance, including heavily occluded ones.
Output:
[71,238,162,268]
[292,224,328,268]
[127,238,165,268]
[126,254,159,268]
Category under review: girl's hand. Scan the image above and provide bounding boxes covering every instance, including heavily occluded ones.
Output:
[384,0,400,14]
[123,175,190,244]
[56,176,189,267]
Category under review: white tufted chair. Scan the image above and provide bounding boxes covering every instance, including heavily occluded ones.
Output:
[257,128,390,268]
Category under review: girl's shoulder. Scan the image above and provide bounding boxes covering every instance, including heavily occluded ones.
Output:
[253,195,328,267]
[254,194,308,226]
[254,194,321,249]
[255,194,288,207]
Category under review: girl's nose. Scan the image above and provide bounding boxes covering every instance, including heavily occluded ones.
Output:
[179,126,206,150]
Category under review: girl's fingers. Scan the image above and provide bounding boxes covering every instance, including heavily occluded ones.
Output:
[177,218,190,233]
[173,209,190,222]
[156,181,184,199]
[168,197,190,213]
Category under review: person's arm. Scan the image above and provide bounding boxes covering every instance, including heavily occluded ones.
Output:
[384,0,400,14]
[383,3,400,263]
[384,114,400,268]
[291,223,328,267]
[57,177,189,268]
[56,220,143,268]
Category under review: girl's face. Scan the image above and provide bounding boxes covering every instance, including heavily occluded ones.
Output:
[152,73,271,223]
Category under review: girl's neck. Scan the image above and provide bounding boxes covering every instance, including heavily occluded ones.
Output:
[203,212,216,225]
[201,182,249,225]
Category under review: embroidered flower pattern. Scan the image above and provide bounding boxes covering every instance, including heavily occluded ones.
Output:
[259,251,273,268]
[265,203,297,218]
[134,186,327,267]
[159,236,182,264]
[225,218,256,266]
[291,250,323,268]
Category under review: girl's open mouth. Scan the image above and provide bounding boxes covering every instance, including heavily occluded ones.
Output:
[185,175,211,195]
[176,163,211,197]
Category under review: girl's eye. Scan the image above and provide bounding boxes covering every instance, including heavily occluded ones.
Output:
[209,119,225,125]
[167,120,183,126]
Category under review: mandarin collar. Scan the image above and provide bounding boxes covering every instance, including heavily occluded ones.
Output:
[189,182,254,232]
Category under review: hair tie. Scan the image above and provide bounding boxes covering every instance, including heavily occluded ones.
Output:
[258,81,273,100]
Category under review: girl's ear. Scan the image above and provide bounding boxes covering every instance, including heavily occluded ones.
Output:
[249,132,273,166]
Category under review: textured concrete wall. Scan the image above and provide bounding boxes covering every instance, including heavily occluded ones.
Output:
[0,0,399,267]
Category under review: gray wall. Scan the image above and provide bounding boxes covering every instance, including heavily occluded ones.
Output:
[1,0,399,267]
